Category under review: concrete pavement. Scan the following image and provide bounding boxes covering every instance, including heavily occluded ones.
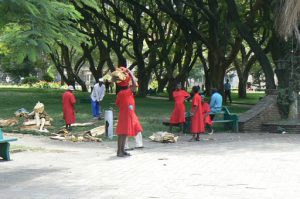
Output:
[1,133,300,199]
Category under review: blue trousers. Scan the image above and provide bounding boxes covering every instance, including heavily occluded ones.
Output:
[91,100,101,117]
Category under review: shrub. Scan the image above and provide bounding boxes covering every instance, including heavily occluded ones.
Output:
[31,81,62,89]
[22,76,39,85]
[43,73,54,82]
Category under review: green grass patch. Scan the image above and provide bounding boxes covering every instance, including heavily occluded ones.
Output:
[0,87,261,138]
[231,92,265,105]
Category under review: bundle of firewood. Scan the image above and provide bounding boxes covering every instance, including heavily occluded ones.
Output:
[111,67,128,83]
[0,117,18,127]
[149,132,178,143]
[50,126,105,142]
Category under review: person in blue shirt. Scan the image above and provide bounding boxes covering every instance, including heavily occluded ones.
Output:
[210,88,223,121]
[224,79,232,103]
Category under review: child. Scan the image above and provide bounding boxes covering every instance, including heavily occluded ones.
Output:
[190,86,204,141]
[202,96,214,135]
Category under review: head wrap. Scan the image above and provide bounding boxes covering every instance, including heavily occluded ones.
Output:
[67,85,74,91]
[111,66,131,87]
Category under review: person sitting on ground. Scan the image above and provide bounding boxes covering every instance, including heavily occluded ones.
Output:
[189,86,204,141]
[169,83,190,134]
[209,88,223,121]
[201,96,214,135]
[62,85,76,131]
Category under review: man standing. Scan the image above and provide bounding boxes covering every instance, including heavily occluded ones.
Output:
[224,79,232,103]
[105,79,110,93]
[62,85,76,130]
[91,78,106,119]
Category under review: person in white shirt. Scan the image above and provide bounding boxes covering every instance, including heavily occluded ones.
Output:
[91,78,105,119]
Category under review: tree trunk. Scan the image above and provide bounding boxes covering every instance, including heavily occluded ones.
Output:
[203,67,211,95]
[157,77,168,93]
[137,73,150,97]
[270,32,290,89]
[238,78,247,98]
[289,91,298,120]
[74,75,88,92]
[167,78,176,100]
[210,66,226,95]
[208,50,226,95]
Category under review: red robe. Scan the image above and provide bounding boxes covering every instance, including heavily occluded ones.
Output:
[115,89,143,136]
[170,90,190,124]
[62,91,76,125]
[190,93,204,133]
[202,102,213,126]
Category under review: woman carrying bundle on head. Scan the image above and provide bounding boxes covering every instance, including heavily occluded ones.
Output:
[111,67,143,157]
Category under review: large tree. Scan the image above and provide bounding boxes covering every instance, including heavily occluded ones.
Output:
[154,0,242,95]
[275,0,300,120]
[225,0,276,90]
[0,0,86,63]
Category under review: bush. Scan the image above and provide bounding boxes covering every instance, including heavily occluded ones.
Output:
[149,80,158,89]
[22,76,39,85]
[32,81,62,89]
[43,73,54,82]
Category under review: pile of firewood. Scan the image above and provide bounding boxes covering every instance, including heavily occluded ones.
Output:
[0,117,19,127]
[149,132,178,143]
[50,126,105,142]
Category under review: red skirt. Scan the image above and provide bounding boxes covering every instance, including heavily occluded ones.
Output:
[170,103,186,124]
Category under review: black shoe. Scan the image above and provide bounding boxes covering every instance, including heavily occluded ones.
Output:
[125,148,135,151]
[117,153,125,157]
[135,146,144,149]
[123,151,131,156]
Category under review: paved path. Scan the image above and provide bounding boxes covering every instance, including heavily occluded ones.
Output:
[1,133,300,199]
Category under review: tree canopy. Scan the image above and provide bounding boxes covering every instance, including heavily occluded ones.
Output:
[0,0,295,99]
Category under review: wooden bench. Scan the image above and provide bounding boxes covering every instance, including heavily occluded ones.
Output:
[0,129,17,161]
[209,107,239,132]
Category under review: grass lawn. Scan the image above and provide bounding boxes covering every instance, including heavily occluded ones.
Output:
[0,87,263,138]
[231,91,265,105]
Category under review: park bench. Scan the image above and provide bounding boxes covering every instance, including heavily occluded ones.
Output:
[208,106,239,133]
[0,128,17,161]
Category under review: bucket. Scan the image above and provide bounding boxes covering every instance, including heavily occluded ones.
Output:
[105,110,114,139]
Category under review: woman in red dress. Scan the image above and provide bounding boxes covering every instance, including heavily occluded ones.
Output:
[190,86,204,141]
[169,84,190,133]
[114,67,143,157]
[62,85,76,130]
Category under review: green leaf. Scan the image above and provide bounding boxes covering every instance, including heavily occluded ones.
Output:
[27,47,37,62]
